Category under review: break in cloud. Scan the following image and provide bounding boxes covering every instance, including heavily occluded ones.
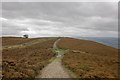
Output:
[1,2,118,37]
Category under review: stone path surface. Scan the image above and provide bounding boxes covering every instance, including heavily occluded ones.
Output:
[40,59,70,78]
[36,38,71,78]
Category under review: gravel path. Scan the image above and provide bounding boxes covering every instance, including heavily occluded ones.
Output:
[40,59,70,78]
[36,38,71,78]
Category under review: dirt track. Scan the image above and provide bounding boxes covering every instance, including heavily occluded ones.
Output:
[36,39,71,78]
[2,38,52,50]
[40,59,70,78]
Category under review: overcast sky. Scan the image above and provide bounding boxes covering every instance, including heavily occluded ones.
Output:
[1,2,118,38]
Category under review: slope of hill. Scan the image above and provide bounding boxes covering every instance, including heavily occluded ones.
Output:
[2,38,57,79]
[2,37,35,46]
[58,38,118,78]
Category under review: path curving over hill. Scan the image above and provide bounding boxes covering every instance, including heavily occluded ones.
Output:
[36,38,71,78]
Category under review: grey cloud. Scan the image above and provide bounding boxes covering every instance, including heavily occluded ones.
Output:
[2,2,117,19]
[2,2,118,37]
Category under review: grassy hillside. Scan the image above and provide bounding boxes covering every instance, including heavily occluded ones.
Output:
[2,38,57,79]
[2,37,35,46]
[58,38,118,78]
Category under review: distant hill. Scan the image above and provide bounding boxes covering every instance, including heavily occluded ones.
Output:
[76,37,118,48]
